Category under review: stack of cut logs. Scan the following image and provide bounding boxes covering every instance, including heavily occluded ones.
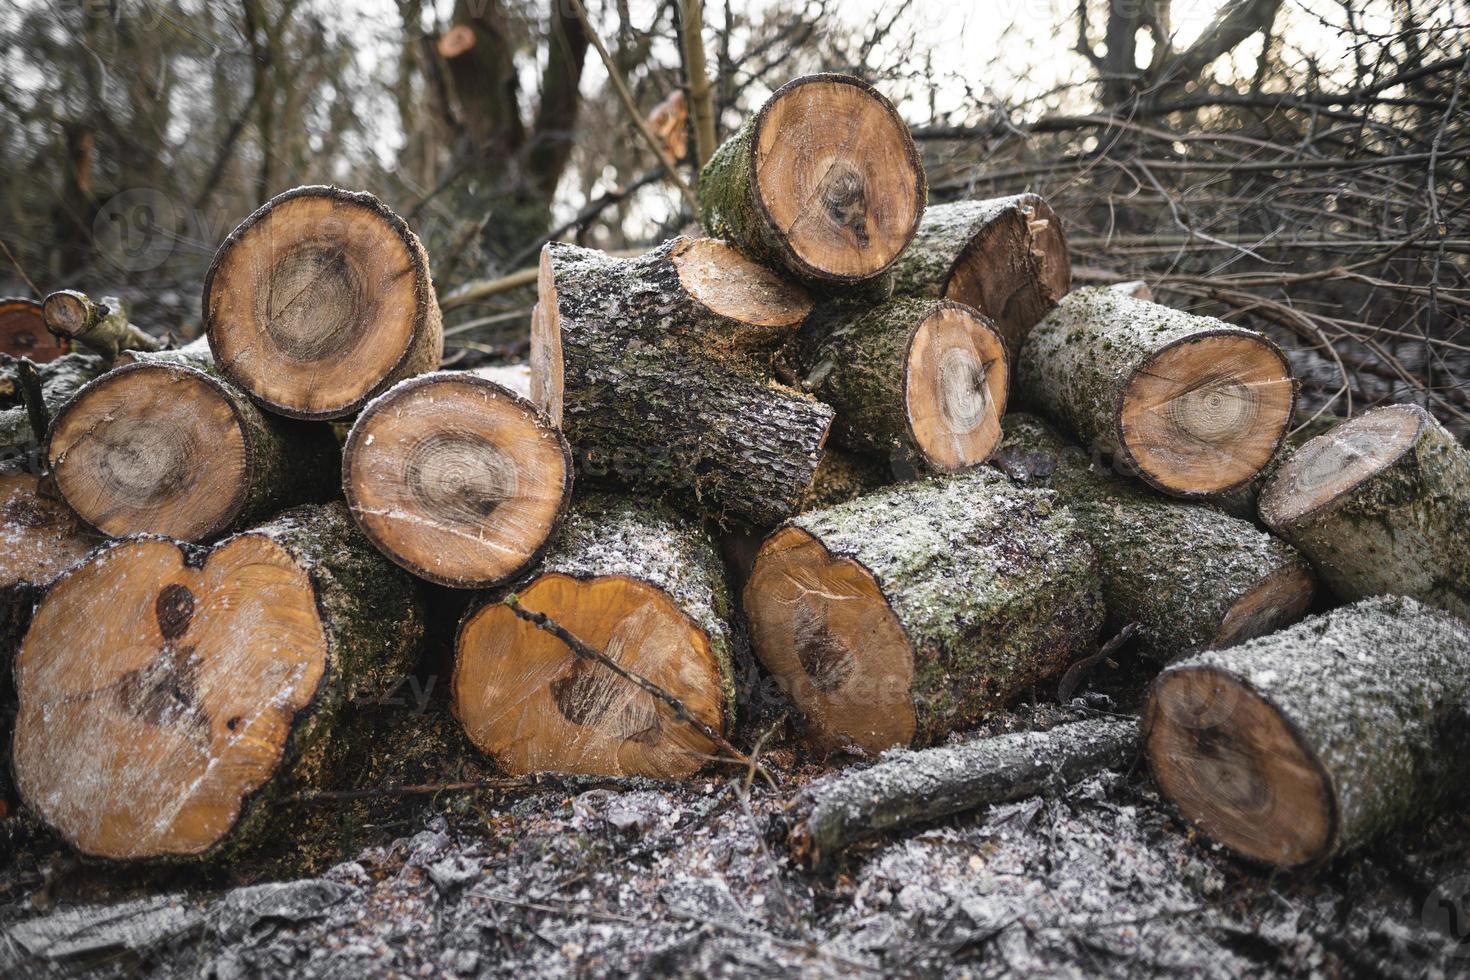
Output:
[3,73,1468,870]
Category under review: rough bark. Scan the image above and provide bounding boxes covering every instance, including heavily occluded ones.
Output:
[0,298,66,362]
[0,352,107,455]
[11,501,425,861]
[1016,287,1296,497]
[889,194,1073,358]
[786,717,1137,869]
[1258,403,1470,619]
[1145,595,1470,867]
[801,446,893,510]
[698,73,925,285]
[994,413,1314,658]
[535,241,832,529]
[40,291,164,362]
[453,493,737,778]
[745,468,1104,755]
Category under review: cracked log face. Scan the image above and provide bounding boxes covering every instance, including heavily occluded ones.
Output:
[0,298,63,361]
[669,238,813,347]
[204,186,443,420]
[1259,407,1420,526]
[453,575,724,779]
[343,373,572,589]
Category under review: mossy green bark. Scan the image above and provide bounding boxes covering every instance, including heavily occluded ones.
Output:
[995,414,1313,658]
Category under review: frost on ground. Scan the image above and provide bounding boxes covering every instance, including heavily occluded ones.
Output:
[1,702,1467,979]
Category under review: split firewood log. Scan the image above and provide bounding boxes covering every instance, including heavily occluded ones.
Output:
[1258,403,1470,618]
[744,468,1103,755]
[797,297,1008,472]
[41,290,164,361]
[0,352,107,452]
[533,240,831,528]
[1145,595,1470,867]
[342,372,572,589]
[46,346,340,541]
[11,502,425,861]
[889,194,1071,358]
[1017,288,1296,497]
[698,73,925,285]
[453,494,735,779]
[204,186,443,420]
[995,413,1314,658]
[0,298,66,362]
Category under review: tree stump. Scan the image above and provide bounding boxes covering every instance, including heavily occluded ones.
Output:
[0,299,66,362]
[204,186,443,420]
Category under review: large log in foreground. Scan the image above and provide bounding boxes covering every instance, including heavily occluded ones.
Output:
[453,494,735,779]
[786,717,1137,869]
[799,297,1008,472]
[1018,288,1296,497]
[12,502,424,861]
[204,185,443,420]
[534,241,832,528]
[0,299,65,362]
[343,372,572,589]
[995,413,1314,658]
[47,353,340,540]
[1258,403,1470,618]
[1145,596,1470,868]
[745,469,1103,755]
[698,73,925,285]
[889,195,1072,358]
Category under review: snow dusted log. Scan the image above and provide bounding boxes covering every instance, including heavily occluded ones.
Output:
[0,298,65,362]
[745,469,1103,755]
[1145,596,1470,867]
[889,194,1071,358]
[204,186,443,420]
[12,502,424,861]
[471,362,532,399]
[786,717,1137,869]
[343,372,572,589]
[47,352,340,541]
[1017,288,1296,497]
[698,73,925,285]
[0,352,106,452]
[799,297,1008,472]
[41,291,163,361]
[534,240,832,529]
[454,494,735,779]
[995,414,1314,658]
[1,472,102,655]
[1258,404,1470,618]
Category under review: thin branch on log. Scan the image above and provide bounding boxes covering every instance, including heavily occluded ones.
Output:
[0,355,50,458]
[678,0,717,167]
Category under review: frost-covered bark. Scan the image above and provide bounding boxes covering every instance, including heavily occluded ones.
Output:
[786,717,1137,869]
[0,352,106,453]
[995,414,1314,658]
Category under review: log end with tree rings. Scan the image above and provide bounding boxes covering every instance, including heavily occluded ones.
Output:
[1209,561,1316,650]
[37,290,92,340]
[903,301,1008,470]
[669,237,813,349]
[1118,330,1294,496]
[203,186,443,420]
[343,372,572,589]
[453,575,727,779]
[1,472,102,597]
[0,298,64,361]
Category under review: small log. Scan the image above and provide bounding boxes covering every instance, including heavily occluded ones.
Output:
[1144,595,1470,867]
[798,297,1008,472]
[0,352,108,452]
[995,413,1314,658]
[40,291,164,361]
[1258,403,1470,619]
[786,717,1137,869]
[534,240,832,528]
[343,372,572,589]
[698,73,925,285]
[0,298,66,362]
[453,493,736,779]
[744,468,1103,755]
[889,194,1071,358]
[12,502,425,861]
[1017,288,1296,497]
[204,185,443,420]
[46,350,340,541]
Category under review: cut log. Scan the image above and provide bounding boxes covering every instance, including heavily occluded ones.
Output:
[534,241,832,528]
[342,372,572,589]
[46,353,340,541]
[1258,403,1470,618]
[1017,288,1296,497]
[889,195,1071,358]
[786,717,1137,869]
[698,73,925,284]
[0,352,107,453]
[1144,595,1470,867]
[1,473,102,654]
[744,469,1103,755]
[453,493,735,779]
[12,502,425,861]
[40,291,164,361]
[799,297,1008,472]
[203,185,443,420]
[994,413,1314,658]
[0,298,66,362]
